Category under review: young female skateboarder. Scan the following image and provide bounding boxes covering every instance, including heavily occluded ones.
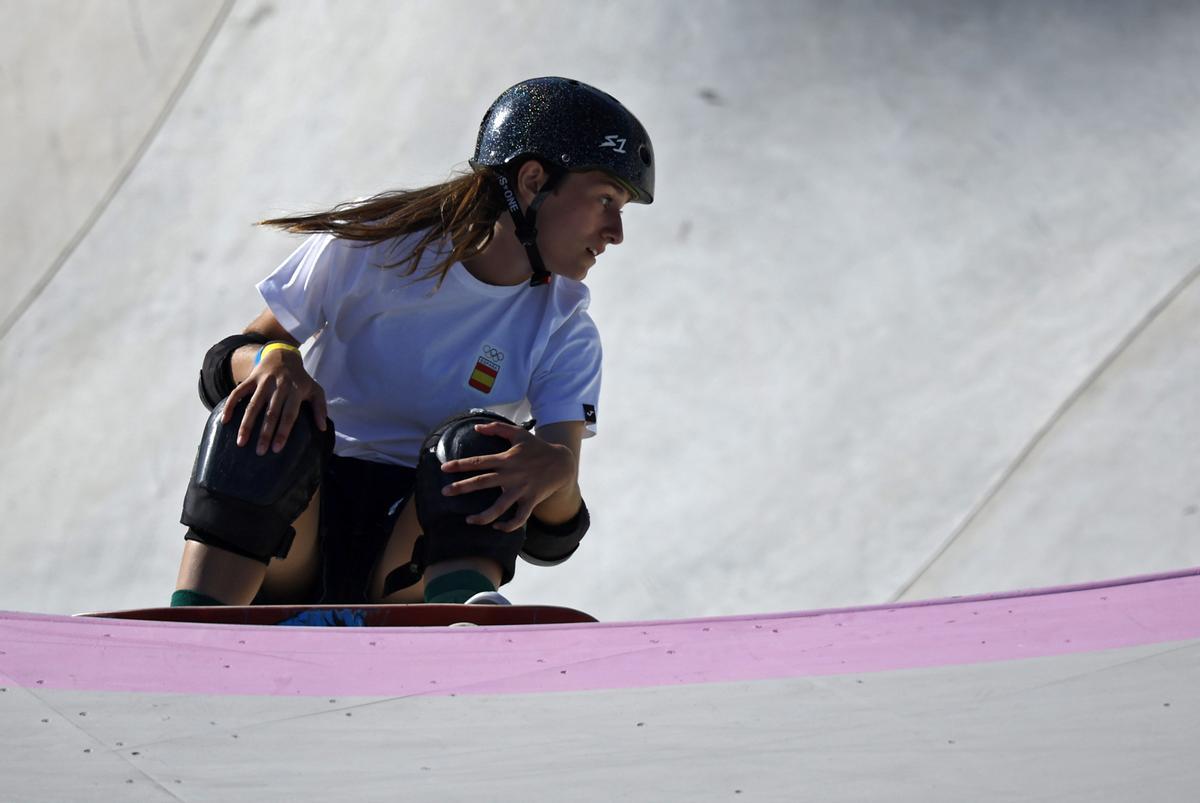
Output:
[173,77,654,608]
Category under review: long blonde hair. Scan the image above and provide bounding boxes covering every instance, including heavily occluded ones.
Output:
[259,167,508,284]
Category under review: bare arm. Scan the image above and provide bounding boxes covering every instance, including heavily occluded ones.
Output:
[526,421,585,525]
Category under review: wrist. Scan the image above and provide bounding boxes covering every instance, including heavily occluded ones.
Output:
[529,437,580,523]
[254,341,301,365]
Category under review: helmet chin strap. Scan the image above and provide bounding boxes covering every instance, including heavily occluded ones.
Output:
[497,169,564,286]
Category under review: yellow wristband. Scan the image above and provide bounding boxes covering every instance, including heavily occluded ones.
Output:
[254,342,301,365]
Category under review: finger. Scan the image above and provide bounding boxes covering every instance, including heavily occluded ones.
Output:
[472,421,528,442]
[237,384,271,447]
[494,501,534,533]
[256,390,288,455]
[311,387,329,431]
[272,392,304,453]
[466,492,519,526]
[222,382,251,424]
[441,452,505,473]
[442,473,502,496]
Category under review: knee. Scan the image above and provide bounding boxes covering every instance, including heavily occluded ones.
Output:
[181,395,333,564]
[411,411,525,584]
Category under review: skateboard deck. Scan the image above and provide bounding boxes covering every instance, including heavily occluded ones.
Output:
[79,603,597,627]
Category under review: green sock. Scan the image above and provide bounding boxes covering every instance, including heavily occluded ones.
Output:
[423,570,495,604]
[171,589,226,607]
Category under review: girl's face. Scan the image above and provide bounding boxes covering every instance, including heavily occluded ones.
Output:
[534,171,630,281]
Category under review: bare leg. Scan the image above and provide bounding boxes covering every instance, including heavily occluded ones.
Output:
[369,499,425,603]
[259,488,322,601]
[174,542,265,606]
[174,489,321,605]
[369,498,502,603]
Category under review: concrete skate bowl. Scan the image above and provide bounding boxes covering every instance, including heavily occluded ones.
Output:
[2,3,1198,798]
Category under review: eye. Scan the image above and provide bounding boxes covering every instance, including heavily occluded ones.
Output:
[600,195,623,214]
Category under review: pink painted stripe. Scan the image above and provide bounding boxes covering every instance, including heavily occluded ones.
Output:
[2,567,1199,698]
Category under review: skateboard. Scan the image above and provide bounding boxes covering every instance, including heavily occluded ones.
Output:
[80,603,596,627]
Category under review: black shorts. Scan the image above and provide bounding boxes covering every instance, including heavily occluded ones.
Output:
[254,454,416,605]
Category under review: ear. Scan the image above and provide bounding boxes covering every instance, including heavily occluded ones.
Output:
[514,160,550,207]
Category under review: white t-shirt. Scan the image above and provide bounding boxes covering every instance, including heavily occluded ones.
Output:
[257,232,601,467]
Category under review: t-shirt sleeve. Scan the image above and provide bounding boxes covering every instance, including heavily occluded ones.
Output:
[255,233,341,343]
[528,310,603,438]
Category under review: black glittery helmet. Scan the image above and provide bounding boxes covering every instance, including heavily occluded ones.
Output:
[471,77,655,204]
[470,77,655,286]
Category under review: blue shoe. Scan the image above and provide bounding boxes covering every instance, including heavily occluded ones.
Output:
[278,608,366,627]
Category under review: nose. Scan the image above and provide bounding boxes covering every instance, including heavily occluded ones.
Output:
[603,212,624,246]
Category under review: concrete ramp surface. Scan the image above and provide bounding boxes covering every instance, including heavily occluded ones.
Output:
[2,1,1199,799]
[3,569,1199,800]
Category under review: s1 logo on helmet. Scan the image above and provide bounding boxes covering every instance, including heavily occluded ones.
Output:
[600,135,627,154]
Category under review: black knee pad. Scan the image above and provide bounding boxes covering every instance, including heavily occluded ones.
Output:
[413,410,526,584]
[181,396,333,563]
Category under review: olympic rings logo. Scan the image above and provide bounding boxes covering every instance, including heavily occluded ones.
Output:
[482,345,505,362]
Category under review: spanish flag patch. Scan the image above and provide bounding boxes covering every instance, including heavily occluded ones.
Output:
[468,360,498,393]
[468,344,504,394]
